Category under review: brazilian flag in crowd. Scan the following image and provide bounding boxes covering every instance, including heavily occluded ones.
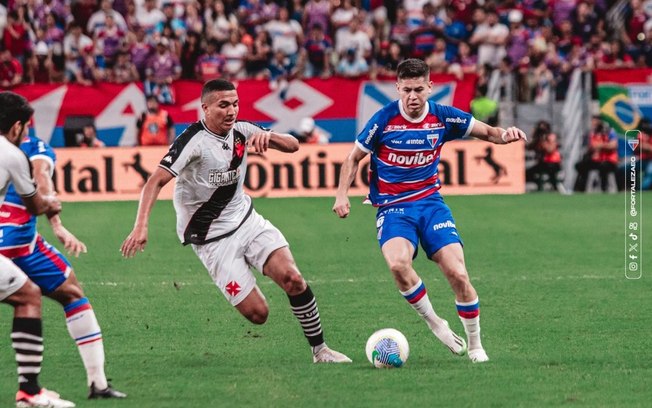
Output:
[598,85,641,134]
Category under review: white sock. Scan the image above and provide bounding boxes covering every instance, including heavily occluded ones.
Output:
[456,297,483,350]
[64,298,107,389]
[400,279,446,332]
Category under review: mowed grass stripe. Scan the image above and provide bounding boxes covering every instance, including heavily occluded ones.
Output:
[0,193,649,407]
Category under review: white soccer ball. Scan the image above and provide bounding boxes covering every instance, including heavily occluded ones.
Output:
[365,328,410,368]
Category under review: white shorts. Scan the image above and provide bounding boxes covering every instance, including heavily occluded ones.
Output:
[192,209,289,306]
[0,254,28,301]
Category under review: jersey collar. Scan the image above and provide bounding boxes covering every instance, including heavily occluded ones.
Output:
[201,120,229,139]
[398,100,429,123]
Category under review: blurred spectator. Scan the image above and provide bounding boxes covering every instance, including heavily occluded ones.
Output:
[292,117,328,144]
[205,0,238,44]
[264,7,303,66]
[63,22,93,82]
[574,116,621,192]
[268,50,296,98]
[25,41,55,84]
[526,120,563,191]
[389,7,411,54]
[33,0,70,30]
[156,2,187,41]
[246,29,272,79]
[128,26,153,80]
[0,47,24,88]
[571,1,603,44]
[303,0,330,33]
[449,41,477,77]
[371,40,402,79]
[335,17,372,62]
[137,95,175,146]
[442,5,468,63]
[408,2,443,59]
[238,0,266,35]
[95,13,126,69]
[110,51,139,83]
[331,0,357,36]
[506,9,530,68]
[137,0,166,35]
[144,37,181,104]
[221,30,249,79]
[87,0,128,36]
[180,31,202,79]
[183,1,204,38]
[124,0,140,31]
[196,39,225,81]
[336,47,369,78]
[78,124,105,148]
[597,40,635,70]
[469,7,508,68]
[301,23,332,79]
[424,38,448,74]
[3,10,33,65]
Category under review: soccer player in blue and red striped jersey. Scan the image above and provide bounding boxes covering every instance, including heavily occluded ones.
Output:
[333,58,527,363]
[1,134,126,399]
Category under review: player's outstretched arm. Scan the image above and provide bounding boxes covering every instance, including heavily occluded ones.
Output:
[32,158,87,257]
[470,120,528,144]
[249,130,300,154]
[121,167,174,258]
[333,145,368,218]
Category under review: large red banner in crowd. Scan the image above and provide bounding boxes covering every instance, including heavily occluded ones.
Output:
[15,75,477,147]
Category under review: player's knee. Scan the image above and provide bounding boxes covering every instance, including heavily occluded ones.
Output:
[388,259,411,279]
[13,280,42,310]
[281,270,306,295]
[247,306,269,325]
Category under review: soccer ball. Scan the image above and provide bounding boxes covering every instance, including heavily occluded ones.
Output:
[365,328,410,368]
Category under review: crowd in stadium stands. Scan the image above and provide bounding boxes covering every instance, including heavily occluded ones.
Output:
[0,0,648,103]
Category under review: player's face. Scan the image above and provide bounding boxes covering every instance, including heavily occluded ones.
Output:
[397,76,432,118]
[202,90,239,135]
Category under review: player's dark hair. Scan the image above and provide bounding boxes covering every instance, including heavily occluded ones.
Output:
[201,79,236,102]
[0,91,34,133]
[397,58,429,80]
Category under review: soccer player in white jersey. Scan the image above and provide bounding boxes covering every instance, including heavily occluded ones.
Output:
[0,91,75,408]
[121,79,351,364]
[333,59,527,363]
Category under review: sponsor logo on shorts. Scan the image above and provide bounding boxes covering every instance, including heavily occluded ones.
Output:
[376,215,385,228]
[433,220,456,231]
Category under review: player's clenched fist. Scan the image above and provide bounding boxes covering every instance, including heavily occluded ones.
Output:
[333,196,351,218]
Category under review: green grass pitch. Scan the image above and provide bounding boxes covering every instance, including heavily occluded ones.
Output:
[1,193,650,407]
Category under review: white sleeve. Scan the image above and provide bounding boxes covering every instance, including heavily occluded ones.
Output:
[9,151,37,197]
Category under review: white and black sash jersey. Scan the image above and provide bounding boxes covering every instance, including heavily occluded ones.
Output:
[159,120,265,245]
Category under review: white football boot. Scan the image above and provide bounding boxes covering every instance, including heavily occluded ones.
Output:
[313,346,352,363]
[432,319,468,356]
[16,388,75,408]
[468,348,490,363]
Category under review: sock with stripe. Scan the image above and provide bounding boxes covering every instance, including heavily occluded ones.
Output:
[400,279,448,333]
[12,317,43,395]
[456,297,482,350]
[288,285,325,353]
[64,297,107,389]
